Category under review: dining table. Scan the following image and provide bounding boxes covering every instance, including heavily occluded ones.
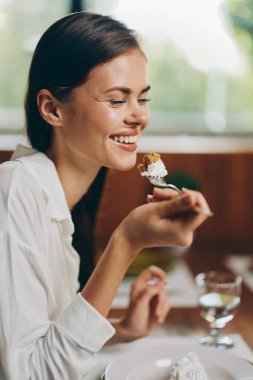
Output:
[86,246,253,379]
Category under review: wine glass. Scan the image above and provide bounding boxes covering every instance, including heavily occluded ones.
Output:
[195,271,242,349]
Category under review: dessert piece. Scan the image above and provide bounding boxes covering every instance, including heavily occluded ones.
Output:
[168,352,209,380]
[138,152,168,178]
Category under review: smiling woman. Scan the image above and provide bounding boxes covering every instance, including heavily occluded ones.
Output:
[41,50,150,176]
[0,11,211,380]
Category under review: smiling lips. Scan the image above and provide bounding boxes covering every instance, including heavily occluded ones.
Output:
[110,135,138,144]
[109,134,139,152]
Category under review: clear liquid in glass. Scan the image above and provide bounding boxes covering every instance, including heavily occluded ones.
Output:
[195,271,242,348]
[198,292,240,328]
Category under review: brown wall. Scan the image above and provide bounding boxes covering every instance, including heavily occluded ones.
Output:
[1,150,253,252]
[95,152,253,252]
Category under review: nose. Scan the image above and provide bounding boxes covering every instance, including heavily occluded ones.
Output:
[124,103,150,130]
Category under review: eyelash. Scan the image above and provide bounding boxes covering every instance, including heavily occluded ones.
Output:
[110,98,151,106]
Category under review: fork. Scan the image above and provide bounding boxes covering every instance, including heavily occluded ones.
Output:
[147,176,214,217]
[148,176,182,194]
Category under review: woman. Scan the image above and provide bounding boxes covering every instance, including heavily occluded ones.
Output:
[0,12,210,380]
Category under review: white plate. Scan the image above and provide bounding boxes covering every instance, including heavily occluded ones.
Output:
[104,343,253,380]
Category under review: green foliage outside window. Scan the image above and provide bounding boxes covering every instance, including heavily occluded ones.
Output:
[1,0,253,135]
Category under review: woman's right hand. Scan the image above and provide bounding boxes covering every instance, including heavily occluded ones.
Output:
[82,188,211,318]
[117,188,211,254]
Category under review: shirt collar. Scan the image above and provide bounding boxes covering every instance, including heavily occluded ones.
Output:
[11,144,74,235]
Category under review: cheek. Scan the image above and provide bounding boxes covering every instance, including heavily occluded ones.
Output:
[62,103,122,143]
[91,108,123,136]
[102,107,122,122]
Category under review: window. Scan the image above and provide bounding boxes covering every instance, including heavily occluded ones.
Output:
[1,0,253,137]
[0,0,69,133]
[91,0,253,136]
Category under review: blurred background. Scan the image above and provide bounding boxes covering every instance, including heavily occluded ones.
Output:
[1,0,253,136]
[1,0,253,259]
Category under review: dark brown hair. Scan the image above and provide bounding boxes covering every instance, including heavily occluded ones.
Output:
[24,12,141,287]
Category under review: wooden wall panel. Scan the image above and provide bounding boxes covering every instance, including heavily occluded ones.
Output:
[95,152,253,252]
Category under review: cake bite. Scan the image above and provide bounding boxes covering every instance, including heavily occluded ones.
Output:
[138,152,168,178]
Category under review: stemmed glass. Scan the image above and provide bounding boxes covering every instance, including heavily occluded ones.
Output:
[195,271,242,349]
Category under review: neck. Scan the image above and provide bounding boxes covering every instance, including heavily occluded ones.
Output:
[46,148,101,211]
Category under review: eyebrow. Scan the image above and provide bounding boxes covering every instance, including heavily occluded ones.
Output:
[104,85,151,95]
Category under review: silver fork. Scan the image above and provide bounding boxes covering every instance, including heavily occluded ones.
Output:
[148,176,182,194]
[147,176,213,217]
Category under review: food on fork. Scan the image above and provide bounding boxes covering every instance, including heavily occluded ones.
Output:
[137,152,214,217]
[168,351,209,380]
[138,152,168,178]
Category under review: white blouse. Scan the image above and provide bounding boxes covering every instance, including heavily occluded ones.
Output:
[0,144,115,380]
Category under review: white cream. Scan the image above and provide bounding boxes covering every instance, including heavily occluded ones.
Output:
[168,352,209,380]
[140,159,168,178]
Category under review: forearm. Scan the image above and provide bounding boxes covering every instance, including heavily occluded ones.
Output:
[81,225,138,317]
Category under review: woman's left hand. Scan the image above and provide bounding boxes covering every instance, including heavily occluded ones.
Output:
[112,265,170,341]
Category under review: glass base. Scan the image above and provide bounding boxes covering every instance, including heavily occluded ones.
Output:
[199,333,234,349]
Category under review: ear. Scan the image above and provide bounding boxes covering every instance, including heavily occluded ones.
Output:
[37,89,63,127]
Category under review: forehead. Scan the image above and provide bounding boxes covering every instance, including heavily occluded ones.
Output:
[85,49,148,91]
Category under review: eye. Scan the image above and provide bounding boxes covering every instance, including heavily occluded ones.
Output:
[138,98,151,104]
[110,99,126,106]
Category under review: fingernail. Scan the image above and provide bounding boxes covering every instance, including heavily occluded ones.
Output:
[146,194,153,203]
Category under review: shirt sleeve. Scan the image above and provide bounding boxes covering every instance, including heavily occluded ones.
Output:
[0,231,115,380]
[0,164,115,380]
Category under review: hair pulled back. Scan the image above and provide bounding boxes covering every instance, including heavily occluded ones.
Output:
[25,12,141,152]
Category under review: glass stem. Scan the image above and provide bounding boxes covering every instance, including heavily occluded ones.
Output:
[210,324,225,337]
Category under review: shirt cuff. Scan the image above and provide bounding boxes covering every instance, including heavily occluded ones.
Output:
[56,293,115,352]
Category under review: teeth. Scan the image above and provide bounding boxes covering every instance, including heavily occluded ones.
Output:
[111,135,138,144]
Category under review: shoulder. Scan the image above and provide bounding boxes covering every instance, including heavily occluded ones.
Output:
[0,159,48,231]
[0,159,46,203]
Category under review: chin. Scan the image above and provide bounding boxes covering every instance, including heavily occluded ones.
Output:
[111,154,137,172]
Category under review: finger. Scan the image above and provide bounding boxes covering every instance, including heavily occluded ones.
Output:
[153,187,179,200]
[131,266,167,299]
[181,188,213,217]
[147,195,163,203]
[137,265,168,284]
[156,193,196,218]
[156,192,211,226]
[133,285,161,308]
[146,194,156,203]
[155,289,171,323]
[182,188,211,209]
[147,187,178,203]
